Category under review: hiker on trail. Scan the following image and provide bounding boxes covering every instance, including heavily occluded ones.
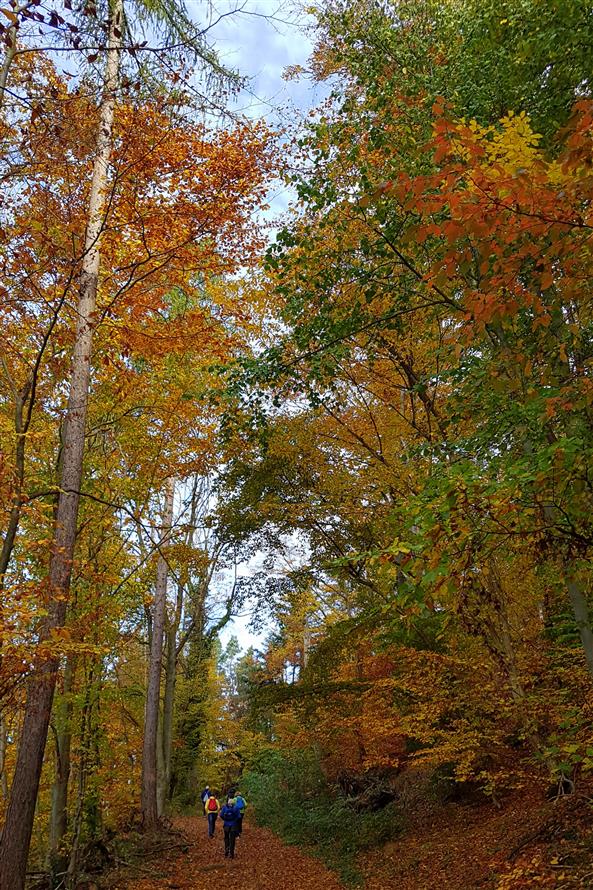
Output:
[234,791,247,836]
[206,791,220,838]
[200,785,210,815]
[220,795,241,860]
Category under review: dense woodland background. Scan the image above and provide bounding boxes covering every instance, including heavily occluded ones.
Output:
[2,0,593,887]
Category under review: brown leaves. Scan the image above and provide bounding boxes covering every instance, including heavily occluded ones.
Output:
[118,817,345,890]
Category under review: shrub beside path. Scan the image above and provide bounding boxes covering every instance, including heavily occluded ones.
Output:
[109,815,345,890]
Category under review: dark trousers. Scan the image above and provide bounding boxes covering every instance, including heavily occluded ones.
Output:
[207,812,217,837]
[237,813,244,835]
[224,825,237,858]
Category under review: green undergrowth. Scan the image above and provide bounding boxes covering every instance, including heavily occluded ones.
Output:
[242,748,404,885]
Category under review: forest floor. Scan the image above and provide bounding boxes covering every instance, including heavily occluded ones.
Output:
[102,790,593,890]
[105,815,344,890]
[359,785,593,889]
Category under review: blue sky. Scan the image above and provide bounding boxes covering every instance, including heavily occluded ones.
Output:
[187,1,329,215]
[189,1,324,121]
[183,2,324,652]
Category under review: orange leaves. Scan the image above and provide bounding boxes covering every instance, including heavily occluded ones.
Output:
[102,104,274,330]
[387,101,593,347]
[442,219,465,243]
[539,270,554,291]
[121,818,345,890]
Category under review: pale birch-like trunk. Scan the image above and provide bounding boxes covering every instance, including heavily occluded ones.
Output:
[0,3,122,884]
[141,478,175,831]
[0,16,17,114]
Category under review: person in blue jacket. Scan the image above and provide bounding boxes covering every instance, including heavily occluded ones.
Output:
[234,791,247,836]
[219,796,241,859]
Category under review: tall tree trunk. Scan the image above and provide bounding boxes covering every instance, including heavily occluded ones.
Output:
[159,476,200,809]
[66,659,96,888]
[142,478,175,831]
[303,628,311,670]
[0,716,8,800]
[159,619,178,815]
[0,11,18,114]
[0,4,122,885]
[49,657,76,878]
[156,707,166,819]
[567,575,593,679]
[0,386,27,586]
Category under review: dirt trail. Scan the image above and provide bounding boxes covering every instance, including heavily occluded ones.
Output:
[111,815,345,890]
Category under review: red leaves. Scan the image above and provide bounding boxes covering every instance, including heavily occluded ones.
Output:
[540,270,554,291]
[387,101,593,339]
[443,219,465,243]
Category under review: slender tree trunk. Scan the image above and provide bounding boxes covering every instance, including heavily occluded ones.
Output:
[303,628,311,670]
[158,477,200,809]
[0,17,17,114]
[0,716,8,799]
[66,660,96,888]
[161,572,188,813]
[0,391,27,586]
[142,478,175,831]
[159,621,178,814]
[156,707,166,819]
[0,5,122,885]
[567,575,593,679]
[84,656,103,842]
[49,657,76,877]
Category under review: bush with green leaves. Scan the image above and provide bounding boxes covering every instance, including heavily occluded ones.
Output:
[242,748,404,885]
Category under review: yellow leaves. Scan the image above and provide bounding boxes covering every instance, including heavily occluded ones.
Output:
[451,110,546,182]
[485,111,542,174]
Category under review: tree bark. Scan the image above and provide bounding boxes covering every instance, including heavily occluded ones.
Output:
[156,706,166,819]
[141,478,175,831]
[0,15,17,114]
[0,717,8,800]
[0,3,122,885]
[49,657,75,877]
[66,659,96,888]
[567,575,593,679]
[159,619,178,815]
[0,385,27,586]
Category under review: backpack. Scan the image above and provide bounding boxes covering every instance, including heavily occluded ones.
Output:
[207,796,218,812]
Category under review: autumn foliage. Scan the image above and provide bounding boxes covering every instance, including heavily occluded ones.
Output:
[2,0,593,888]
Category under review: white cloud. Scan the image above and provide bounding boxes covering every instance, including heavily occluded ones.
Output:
[187,0,327,126]
[185,3,327,652]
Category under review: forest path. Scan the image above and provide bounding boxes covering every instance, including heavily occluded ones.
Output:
[113,814,345,890]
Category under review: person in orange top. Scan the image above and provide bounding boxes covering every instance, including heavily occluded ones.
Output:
[205,791,220,838]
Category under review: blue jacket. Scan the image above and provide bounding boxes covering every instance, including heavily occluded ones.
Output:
[220,803,241,828]
[235,795,246,814]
